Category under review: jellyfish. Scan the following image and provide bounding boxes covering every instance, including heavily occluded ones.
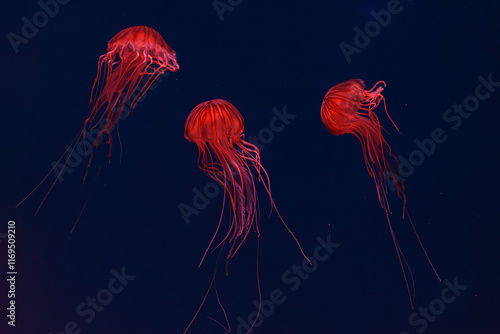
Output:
[85,25,179,170]
[321,79,403,212]
[320,79,440,307]
[183,99,308,333]
[17,26,179,215]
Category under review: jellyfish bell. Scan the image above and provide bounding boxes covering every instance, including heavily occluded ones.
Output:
[321,79,390,135]
[107,26,179,72]
[185,99,244,142]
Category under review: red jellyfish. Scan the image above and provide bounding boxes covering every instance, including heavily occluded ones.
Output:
[85,25,179,170]
[320,79,440,307]
[17,26,179,216]
[183,99,308,333]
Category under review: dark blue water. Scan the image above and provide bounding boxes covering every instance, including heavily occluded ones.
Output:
[1,1,499,333]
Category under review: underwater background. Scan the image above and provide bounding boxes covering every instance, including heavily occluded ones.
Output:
[1,0,500,333]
